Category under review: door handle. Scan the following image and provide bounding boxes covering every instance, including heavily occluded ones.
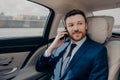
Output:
[0,67,18,76]
[3,67,18,75]
[0,57,14,66]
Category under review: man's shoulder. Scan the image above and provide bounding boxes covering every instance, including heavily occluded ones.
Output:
[86,37,107,57]
[87,37,106,49]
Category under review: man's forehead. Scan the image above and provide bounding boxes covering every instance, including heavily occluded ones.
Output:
[66,14,85,23]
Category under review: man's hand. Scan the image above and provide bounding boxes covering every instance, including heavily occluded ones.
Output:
[44,30,68,57]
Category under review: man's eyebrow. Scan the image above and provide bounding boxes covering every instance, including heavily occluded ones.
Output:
[67,23,73,25]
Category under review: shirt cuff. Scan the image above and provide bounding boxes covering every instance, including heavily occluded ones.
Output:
[43,50,51,57]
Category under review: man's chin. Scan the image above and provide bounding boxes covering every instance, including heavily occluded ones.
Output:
[71,37,82,42]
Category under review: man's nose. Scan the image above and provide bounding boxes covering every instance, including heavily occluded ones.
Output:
[73,25,78,30]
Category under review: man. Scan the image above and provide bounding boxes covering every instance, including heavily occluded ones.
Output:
[36,9,108,80]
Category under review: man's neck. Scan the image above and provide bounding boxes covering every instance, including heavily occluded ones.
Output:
[71,36,87,44]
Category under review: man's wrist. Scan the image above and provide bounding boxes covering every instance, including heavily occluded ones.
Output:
[44,45,56,57]
[44,50,51,57]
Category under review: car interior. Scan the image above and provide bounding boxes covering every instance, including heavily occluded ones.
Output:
[0,0,120,80]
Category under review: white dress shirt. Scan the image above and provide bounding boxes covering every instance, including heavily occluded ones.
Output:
[63,36,86,66]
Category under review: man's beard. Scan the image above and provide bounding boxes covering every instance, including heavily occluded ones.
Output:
[69,31,86,41]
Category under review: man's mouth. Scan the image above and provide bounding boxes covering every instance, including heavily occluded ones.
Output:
[73,32,81,35]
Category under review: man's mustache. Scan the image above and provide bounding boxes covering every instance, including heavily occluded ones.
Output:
[73,31,82,34]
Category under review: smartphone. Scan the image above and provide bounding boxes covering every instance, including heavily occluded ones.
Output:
[60,34,69,40]
[60,27,69,40]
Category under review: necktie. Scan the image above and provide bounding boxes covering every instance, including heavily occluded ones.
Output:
[61,43,76,75]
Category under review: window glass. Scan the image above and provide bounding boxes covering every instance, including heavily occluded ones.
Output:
[57,20,65,32]
[0,0,50,38]
[93,8,120,33]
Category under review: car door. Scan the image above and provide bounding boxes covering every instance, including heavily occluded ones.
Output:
[0,0,54,79]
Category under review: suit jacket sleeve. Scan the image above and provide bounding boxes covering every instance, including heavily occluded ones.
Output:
[35,51,55,72]
[88,46,108,80]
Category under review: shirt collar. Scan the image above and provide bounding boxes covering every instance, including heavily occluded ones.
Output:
[70,36,87,47]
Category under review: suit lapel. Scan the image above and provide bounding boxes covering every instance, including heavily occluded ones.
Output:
[53,40,71,79]
[61,38,91,79]
[54,40,70,57]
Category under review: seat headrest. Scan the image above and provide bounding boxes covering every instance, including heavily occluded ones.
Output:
[92,16,114,38]
[87,17,108,44]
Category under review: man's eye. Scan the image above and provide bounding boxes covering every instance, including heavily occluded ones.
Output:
[68,24,73,27]
[78,23,83,25]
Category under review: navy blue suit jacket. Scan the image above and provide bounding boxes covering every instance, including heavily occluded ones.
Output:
[36,37,108,80]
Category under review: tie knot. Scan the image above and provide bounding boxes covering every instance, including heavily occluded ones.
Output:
[71,43,76,49]
[67,43,76,57]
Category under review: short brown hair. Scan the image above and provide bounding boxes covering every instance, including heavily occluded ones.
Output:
[64,9,87,23]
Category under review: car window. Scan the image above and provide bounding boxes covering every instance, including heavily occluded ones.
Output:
[93,8,120,34]
[0,0,50,38]
[57,20,65,32]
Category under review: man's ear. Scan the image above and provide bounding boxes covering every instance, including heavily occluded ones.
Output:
[65,26,68,30]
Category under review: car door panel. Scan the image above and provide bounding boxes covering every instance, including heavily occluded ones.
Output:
[0,52,29,79]
[0,37,48,79]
